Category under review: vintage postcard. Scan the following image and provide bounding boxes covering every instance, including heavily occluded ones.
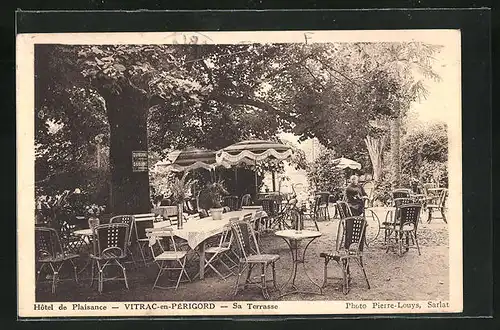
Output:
[17,29,462,317]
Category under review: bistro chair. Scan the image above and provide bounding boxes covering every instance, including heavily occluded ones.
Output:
[385,204,422,256]
[230,218,280,300]
[240,194,252,208]
[259,198,278,231]
[392,188,412,201]
[300,196,320,231]
[315,191,331,221]
[35,227,79,294]
[90,223,130,293]
[223,196,240,211]
[320,216,370,294]
[133,213,156,266]
[198,222,237,280]
[146,227,191,290]
[109,215,136,264]
[426,188,448,223]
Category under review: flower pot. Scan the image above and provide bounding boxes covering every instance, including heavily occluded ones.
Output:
[209,208,224,220]
[88,217,100,232]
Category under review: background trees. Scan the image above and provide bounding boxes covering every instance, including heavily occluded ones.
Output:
[35,41,444,214]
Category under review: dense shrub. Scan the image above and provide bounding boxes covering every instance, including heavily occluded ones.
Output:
[306,149,345,195]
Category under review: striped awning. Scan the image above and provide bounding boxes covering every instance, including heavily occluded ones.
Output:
[333,157,362,170]
[160,148,219,172]
[216,139,293,166]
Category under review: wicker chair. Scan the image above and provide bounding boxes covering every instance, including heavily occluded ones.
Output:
[426,189,448,223]
[146,227,191,290]
[315,191,331,221]
[240,194,252,208]
[392,188,412,201]
[90,223,130,293]
[320,216,370,294]
[223,196,240,211]
[35,227,79,294]
[230,218,280,300]
[386,204,422,256]
[109,215,136,264]
[300,196,320,231]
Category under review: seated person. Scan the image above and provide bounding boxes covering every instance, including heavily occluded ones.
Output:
[345,175,368,216]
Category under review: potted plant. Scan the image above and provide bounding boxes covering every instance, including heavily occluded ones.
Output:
[169,174,196,229]
[205,178,228,220]
[85,203,106,231]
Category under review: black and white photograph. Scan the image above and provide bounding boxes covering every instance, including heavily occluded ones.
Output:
[17,29,462,317]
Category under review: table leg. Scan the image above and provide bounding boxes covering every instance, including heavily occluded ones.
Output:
[199,241,206,280]
[279,237,322,298]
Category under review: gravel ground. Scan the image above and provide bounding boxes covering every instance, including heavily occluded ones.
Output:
[36,213,450,302]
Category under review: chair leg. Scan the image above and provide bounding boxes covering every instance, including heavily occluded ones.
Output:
[52,271,58,294]
[138,243,148,267]
[233,263,244,296]
[271,262,278,290]
[245,264,254,288]
[70,259,79,284]
[441,209,447,223]
[413,231,421,255]
[321,258,329,290]
[116,259,129,289]
[341,259,349,295]
[359,256,370,289]
[36,263,46,283]
[260,264,270,300]
[152,261,165,290]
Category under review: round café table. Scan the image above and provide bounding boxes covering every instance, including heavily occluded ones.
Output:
[275,229,323,297]
[73,228,95,277]
[365,206,396,244]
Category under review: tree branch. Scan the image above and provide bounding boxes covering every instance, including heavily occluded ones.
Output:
[211,94,279,113]
[313,55,361,87]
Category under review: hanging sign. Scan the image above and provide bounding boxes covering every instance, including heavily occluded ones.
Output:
[132,151,148,172]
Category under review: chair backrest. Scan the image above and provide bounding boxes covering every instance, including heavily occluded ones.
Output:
[152,206,178,220]
[393,197,417,208]
[315,192,330,205]
[94,223,129,258]
[398,204,422,230]
[187,213,201,221]
[198,209,209,218]
[133,213,155,240]
[336,201,352,219]
[312,195,322,213]
[223,196,239,211]
[438,189,448,207]
[109,215,135,244]
[392,189,411,199]
[241,194,252,208]
[338,216,367,252]
[259,198,277,216]
[229,219,260,260]
[218,223,234,249]
[35,227,64,260]
[145,227,178,260]
[242,213,254,223]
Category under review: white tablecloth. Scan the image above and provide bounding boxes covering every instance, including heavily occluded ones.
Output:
[153,210,266,249]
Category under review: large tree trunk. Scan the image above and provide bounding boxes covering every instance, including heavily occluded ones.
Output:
[105,86,150,215]
[390,116,401,187]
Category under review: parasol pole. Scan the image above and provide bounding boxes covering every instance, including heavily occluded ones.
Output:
[254,159,258,198]
[271,171,276,192]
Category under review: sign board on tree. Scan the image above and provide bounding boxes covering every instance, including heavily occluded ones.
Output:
[132,151,148,172]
